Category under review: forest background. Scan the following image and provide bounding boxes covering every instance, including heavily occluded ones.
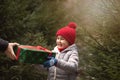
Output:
[0,0,120,80]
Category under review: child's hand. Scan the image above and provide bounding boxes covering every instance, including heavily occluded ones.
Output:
[43,57,57,68]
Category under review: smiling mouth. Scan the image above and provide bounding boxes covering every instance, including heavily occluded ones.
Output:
[57,44,62,47]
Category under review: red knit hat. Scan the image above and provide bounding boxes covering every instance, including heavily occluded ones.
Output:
[56,22,77,45]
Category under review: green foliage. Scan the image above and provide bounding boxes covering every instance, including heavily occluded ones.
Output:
[19,32,47,46]
[0,0,37,40]
[77,26,120,80]
[0,56,47,80]
[1,0,119,80]
[9,64,47,80]
[0,0,68,45]
[24,0,68,45]
[76,0,120,80]
[0,0,69,79]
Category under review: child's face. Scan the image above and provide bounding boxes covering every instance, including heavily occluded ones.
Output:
[56,35,69,49]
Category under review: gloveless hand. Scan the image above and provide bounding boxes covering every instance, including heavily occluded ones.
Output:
[5,42,19,60]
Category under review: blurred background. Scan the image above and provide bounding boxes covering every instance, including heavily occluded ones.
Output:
[0,0,120,80]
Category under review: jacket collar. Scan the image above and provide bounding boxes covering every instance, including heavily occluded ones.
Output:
[54,44,77,53]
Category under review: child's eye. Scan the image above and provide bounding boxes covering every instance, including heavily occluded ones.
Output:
[56,36,65,40]
[56,37,60,40]
[61,38,65,40]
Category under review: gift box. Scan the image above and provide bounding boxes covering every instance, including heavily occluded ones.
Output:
[14,45,55,64]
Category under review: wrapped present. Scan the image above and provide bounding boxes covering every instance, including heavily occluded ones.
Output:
[14,45,55,64]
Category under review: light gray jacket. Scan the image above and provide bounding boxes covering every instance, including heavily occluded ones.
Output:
[47,44,79,80]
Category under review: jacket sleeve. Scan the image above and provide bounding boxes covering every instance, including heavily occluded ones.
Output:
[0,38,9,52]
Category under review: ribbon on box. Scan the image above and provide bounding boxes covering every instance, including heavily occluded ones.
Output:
[14,45,55,64]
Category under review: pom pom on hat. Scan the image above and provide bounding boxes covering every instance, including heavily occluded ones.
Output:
[56,22,77,45]
[67,22,77,29]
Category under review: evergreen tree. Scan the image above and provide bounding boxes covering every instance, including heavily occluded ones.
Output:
[0,0,70,79]
[76,0,120,80]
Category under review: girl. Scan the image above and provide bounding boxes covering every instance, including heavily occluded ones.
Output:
[44,22,79,80]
